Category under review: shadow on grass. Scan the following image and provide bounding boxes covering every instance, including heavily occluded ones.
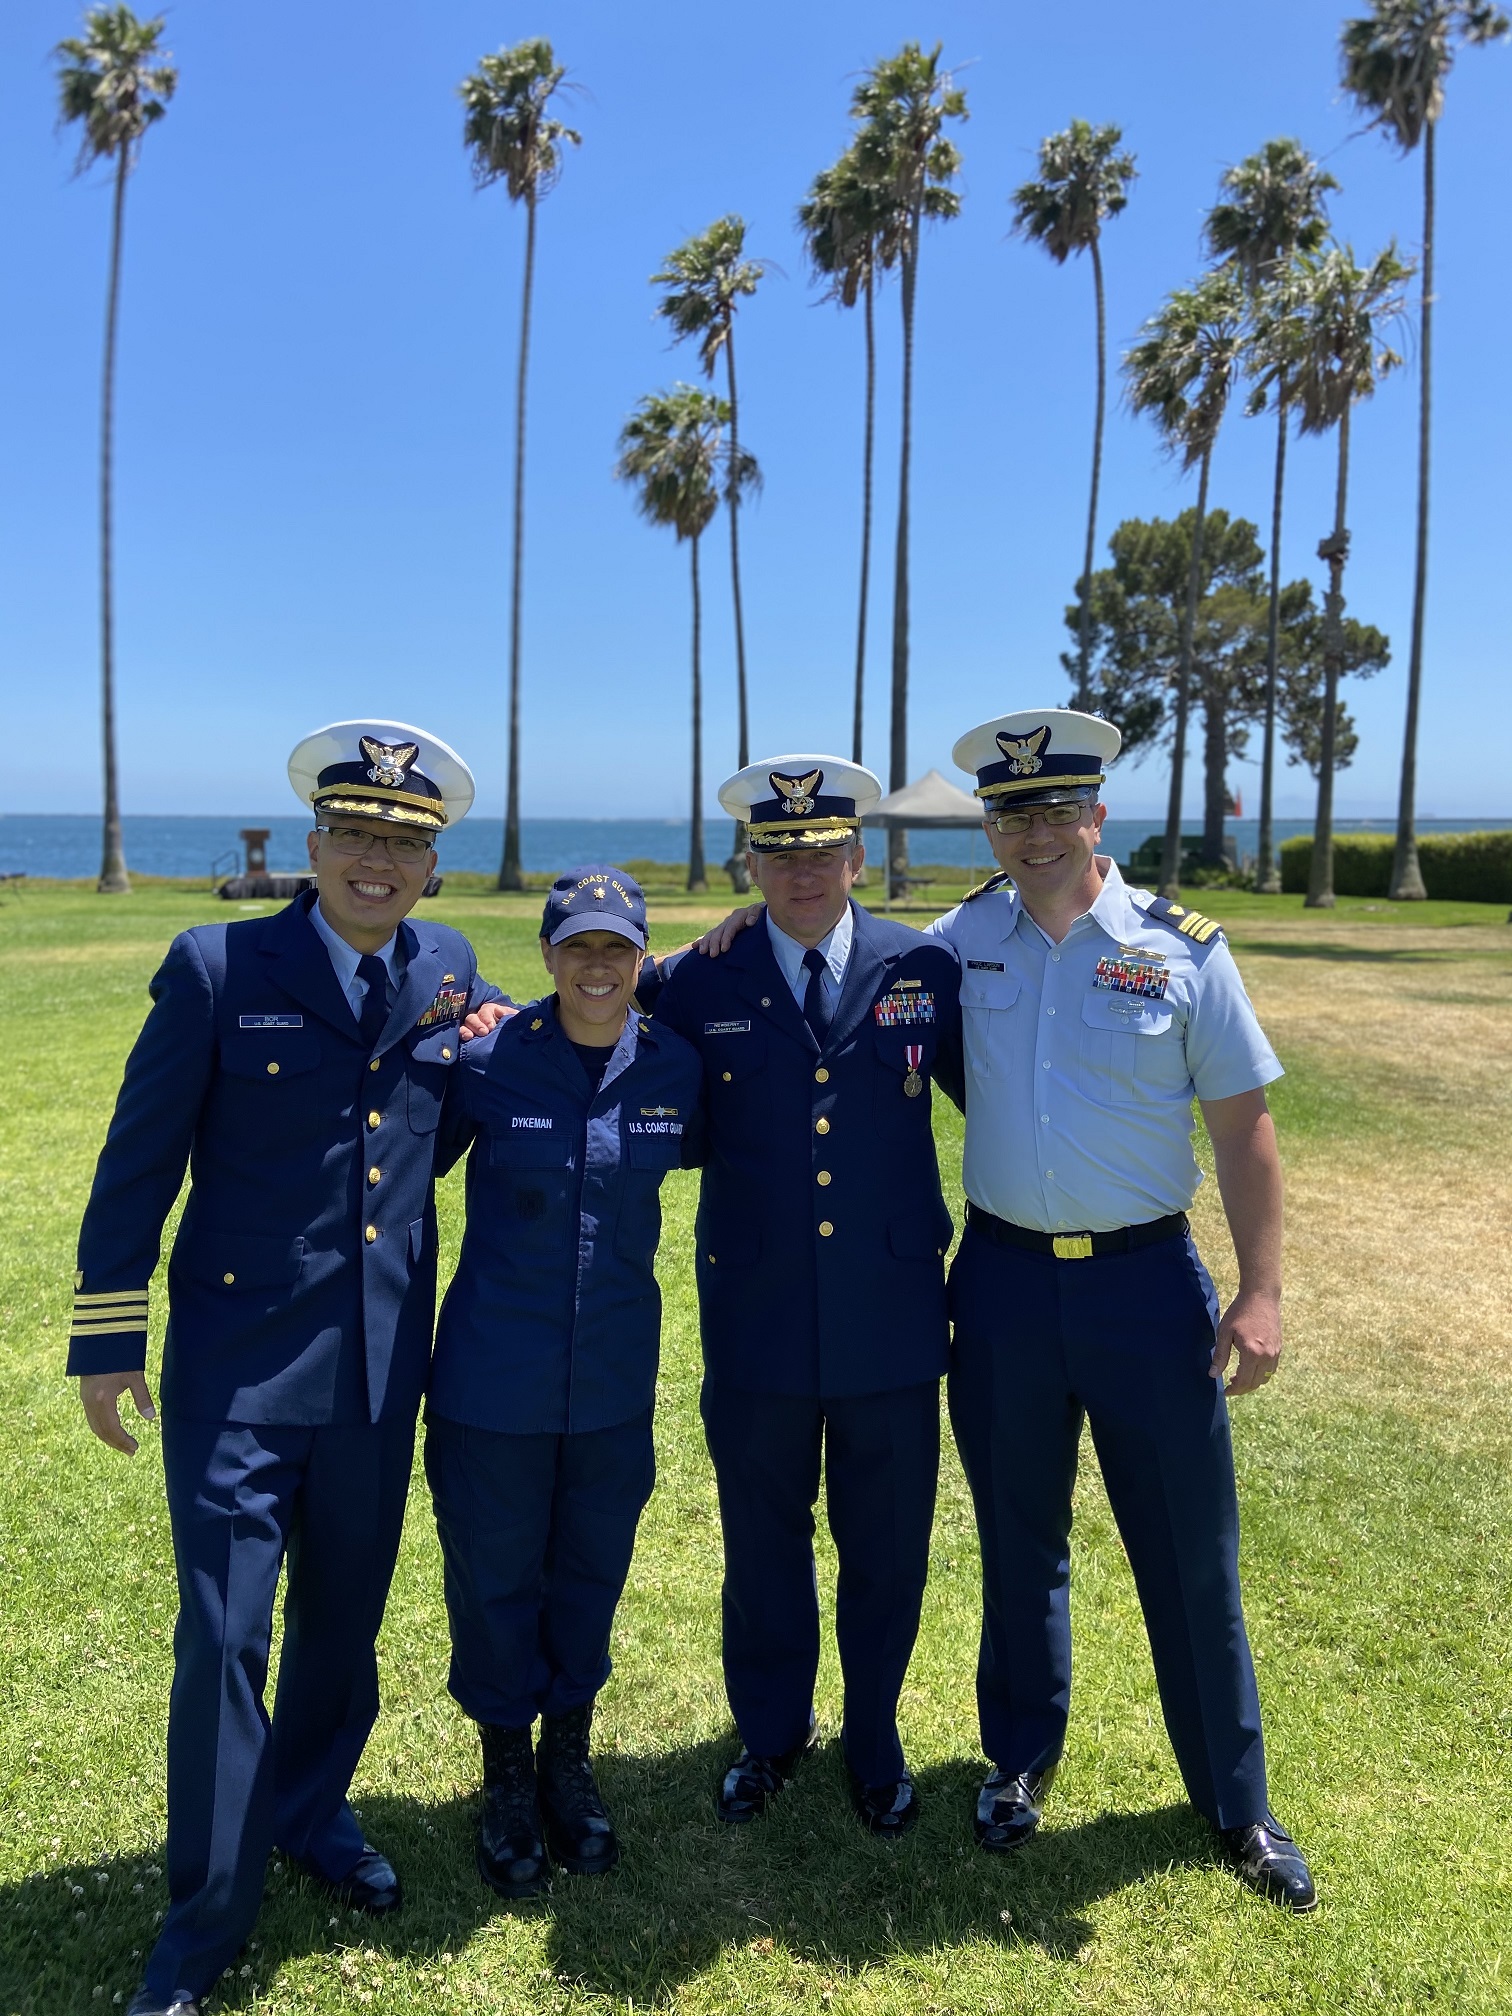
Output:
[1235,941,1443,964]
[0,1741,1215,2011]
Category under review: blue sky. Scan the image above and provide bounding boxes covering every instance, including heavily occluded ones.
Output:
[3,0,1509,821]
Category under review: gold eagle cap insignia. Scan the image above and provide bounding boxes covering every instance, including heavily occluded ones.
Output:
[360,736,419,788]
[770,767,823,817]
[996,725,1049,777]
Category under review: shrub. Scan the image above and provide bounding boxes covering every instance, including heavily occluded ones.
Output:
[1279,829,1512,901]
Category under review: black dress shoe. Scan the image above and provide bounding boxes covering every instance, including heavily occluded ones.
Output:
[538,1703,620,1876]
[717,1717,820,1823]
[973,1763,1057,1852]
[127,1994,199,2015]
[477,1723,549,1898]
[289,1842,402,1915]
[849,1765,919,1837]
[1219,1813,1318,1912]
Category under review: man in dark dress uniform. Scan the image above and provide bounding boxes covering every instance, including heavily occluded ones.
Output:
[642,754,963,1837]
[68,722,505,2015]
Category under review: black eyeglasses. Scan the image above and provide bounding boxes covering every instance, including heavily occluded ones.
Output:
[990,803,1089,837]
[315,823,433,862]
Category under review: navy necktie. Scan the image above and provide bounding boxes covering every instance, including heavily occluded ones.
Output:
[357,954,390,1052]
[802,946,833,1048]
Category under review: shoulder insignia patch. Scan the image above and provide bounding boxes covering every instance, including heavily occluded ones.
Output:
[1145,896,1224,946]
[962,869,1016,904]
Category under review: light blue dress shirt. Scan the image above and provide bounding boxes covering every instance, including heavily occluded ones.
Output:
[764,902,854,1017]
[925,859,1282,1233]
[308,898,404,1019]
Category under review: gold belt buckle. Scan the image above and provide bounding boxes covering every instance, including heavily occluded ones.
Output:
[1052,1233,1094,1261]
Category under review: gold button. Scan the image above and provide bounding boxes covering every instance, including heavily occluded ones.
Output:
[815,1117,830,1135]
[222,1272,235,1285]
[365,1225,377,1244]
[266,1061,279,1076]
[819,1221,834,1238]
[722,1071,732,1083]
[817,1170,832,1186]
[441,1046,452,1060]
[815,1067,829,1083]
[707,1253,716,1265]
[368,1111,381,1129]
[369,1058,381,1072]
[369,1167,381,1186]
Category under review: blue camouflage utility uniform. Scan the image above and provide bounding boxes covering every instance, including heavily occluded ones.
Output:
[424,996,703,1728]
[925,861,1283,1829]
[67,889,497,2002]
[644,900,963,1787]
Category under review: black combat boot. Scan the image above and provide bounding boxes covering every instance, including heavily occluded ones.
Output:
[476,1723,548,1899]
[537,1703,620,1875]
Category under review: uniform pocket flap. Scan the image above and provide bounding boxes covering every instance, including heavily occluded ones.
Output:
[1081,993,1173,1037]
[959,968,1021,1010]
[699,1218,762,1267]
[488,1119,573,1167]
[218,1029,322,1078]
[887,1213,953,1260]
[705,1031,766,1083]
[408,1027,461,1065]
[625,1122,684,1169]
[179,1229,305,1289]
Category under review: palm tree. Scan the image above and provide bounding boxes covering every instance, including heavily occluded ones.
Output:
[615,387,759,893]
[851,43,967,896]
[55,6,176,896]
[460,38,580,892]
[1256,245,1410,907]
[652,218,766,886]
[798,147,899,767]
[1341,0,1509,899]
[1011,120,1138,713]
[1204,138,1337,894]
[1124,267,1248,896]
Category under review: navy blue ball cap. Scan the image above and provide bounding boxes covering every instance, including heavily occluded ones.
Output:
[541,867,648,949]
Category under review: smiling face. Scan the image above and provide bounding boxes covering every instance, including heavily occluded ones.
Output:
[985,799,1106,916]
[541,929,645,1044]
[307,817,437,951]
[748,839,864,947]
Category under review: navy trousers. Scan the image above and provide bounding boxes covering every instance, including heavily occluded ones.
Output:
[699,1378,940,1788]
[947,1223,1269,1830]
[424,1409,655,1729]
[146,1413,414,2001]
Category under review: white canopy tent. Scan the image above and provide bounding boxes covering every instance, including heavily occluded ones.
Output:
[860,768,986,908]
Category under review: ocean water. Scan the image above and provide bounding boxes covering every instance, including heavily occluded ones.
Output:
[3,812,1507,884]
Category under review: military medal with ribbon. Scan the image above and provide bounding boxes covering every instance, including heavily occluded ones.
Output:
[903,1043,924,1098]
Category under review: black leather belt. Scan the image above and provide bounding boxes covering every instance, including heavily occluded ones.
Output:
[965,1202,1189,1260]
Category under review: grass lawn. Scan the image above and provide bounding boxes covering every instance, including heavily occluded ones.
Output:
[2,876,1510,2015]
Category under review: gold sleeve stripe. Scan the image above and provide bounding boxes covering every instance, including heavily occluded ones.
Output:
[74,1290,150,1306]
[71,1301,150,1316]
[70,1318,149,1336]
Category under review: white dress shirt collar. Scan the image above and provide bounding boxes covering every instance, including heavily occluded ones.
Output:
[309,898,402,1016]
[764,901,854,1002]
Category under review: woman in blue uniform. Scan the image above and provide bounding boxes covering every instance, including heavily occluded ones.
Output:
[425,868,703,1897]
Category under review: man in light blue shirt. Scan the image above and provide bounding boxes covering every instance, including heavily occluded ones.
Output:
[926,707,1315,1913]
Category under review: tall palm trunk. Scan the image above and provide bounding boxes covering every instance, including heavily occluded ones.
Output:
[1389,120,1433,902]
[888,208,921,898]
[688,536,707,893]
[1075,235,1108,713]
[852,268,876,764]
[1307,406,1351,910]
[1201,685,1229,865]
[723,325,751,891]
[97,148,131,895]
[1255,402,1289,894]
[498,186,537,892]
[1159,449,1212,898]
